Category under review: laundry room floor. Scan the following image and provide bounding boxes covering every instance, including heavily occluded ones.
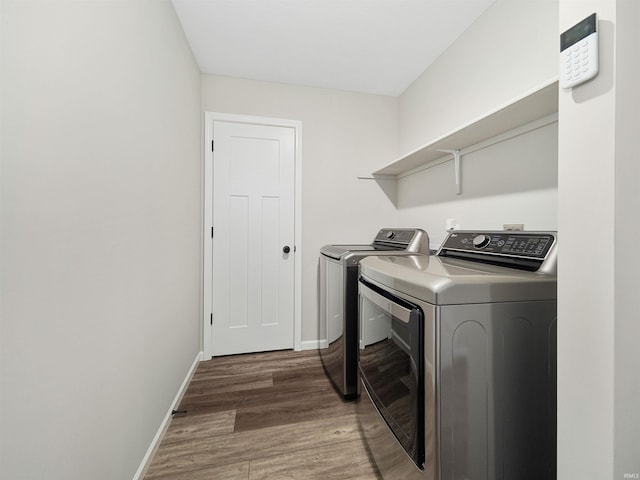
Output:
[143,349,381,480]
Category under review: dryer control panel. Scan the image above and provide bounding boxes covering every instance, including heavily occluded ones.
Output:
[438,231,557,272]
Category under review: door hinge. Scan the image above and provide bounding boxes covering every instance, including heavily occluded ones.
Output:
[210,313,213,325]
[211,227,214,238]
[211,140,214,152]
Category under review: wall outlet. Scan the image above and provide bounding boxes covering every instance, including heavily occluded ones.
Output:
[445,218,459,231]
[503,223,524,231]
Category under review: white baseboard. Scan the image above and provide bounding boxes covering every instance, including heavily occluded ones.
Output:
[301,339,327,350]
[132,350,203,480]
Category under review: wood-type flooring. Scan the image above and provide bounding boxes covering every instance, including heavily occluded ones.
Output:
[144,349,382,480]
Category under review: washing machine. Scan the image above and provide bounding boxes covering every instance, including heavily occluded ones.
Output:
[357,230,557,480]
[319,228,430,399]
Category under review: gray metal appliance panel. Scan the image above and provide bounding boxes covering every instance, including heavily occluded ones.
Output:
[321,248,427,266]
[320,244,376,262]
[319,254,359,397]
[438,301,557,480]
[359,255,557,305]
[357,294,557,480]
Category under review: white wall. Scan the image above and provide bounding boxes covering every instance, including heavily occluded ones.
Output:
[557,4,614,477]
[558,1,640,478]
[396,121,558,247]
[201,75,398,344]
[0,2,202,479]
[614,0,640,477]
[398,0,559,156]
[396,0,559,248]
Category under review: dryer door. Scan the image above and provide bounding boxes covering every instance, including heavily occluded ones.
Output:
[358,278,425,469]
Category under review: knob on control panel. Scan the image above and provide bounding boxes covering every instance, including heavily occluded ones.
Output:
[473,234,491,249]
[385,231,396,240]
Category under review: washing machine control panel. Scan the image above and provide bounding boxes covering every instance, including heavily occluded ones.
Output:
[374,229,413,245]
[372,228,430,253]
[441,231,556,260]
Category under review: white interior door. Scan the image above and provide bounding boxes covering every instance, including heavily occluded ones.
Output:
[210,120,296,356]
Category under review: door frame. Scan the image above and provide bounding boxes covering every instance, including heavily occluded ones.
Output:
[203,112,302,359]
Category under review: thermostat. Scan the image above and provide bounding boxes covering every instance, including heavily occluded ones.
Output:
[560,13,598,89]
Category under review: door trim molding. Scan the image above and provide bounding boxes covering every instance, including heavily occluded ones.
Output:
[203,112,302,359]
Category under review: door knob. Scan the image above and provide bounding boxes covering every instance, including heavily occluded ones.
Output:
[282,245,291,254]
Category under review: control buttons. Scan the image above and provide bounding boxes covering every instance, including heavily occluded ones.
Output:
[473,234,491,249]
[442,231,554,259]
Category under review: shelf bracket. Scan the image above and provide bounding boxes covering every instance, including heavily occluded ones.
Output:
[436,149,462,195]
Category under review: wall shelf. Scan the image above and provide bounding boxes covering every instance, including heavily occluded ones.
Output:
[371,79,559,179]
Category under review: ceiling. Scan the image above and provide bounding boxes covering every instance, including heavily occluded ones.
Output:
[171,0,496,97]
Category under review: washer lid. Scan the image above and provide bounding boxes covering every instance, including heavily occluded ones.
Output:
[320,228,430,262]
[320,244,377,260]
[320,244,428,265]
[359,254,557,305]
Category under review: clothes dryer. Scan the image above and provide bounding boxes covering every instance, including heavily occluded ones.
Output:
[357,230,557,479]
